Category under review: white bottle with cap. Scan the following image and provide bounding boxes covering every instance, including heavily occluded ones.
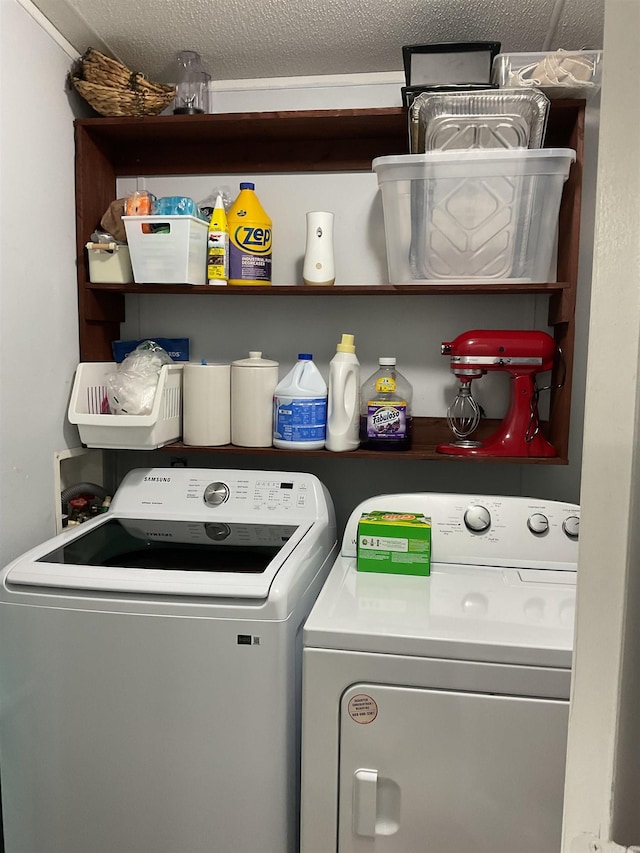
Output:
[273,354,327,450]
[230,351,279,447]
[325,333,360,452]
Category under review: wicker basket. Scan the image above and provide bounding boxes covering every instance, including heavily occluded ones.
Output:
[71,48,175,117]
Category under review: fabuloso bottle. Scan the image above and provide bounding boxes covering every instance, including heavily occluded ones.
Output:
[326,333,360,452]
[228,182,272,285]
[206,193,229,285]
[359,357,413,450]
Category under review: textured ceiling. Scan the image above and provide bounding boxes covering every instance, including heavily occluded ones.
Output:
[32,0,604,84]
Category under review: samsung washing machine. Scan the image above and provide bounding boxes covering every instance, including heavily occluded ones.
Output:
[0,468,337,853]
[301,492,580,853]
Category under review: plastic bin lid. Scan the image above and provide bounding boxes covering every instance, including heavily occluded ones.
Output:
[373,148,576,169]
[372,148,576,181]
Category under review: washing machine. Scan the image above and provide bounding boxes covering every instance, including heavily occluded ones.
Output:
[300,492,580,853]
[0,467,337,853]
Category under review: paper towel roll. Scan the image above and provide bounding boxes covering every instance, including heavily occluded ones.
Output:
[183,363,231,446]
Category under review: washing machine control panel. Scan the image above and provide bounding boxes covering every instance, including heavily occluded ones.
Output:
[110,468,326,522]
[343,493,580,570]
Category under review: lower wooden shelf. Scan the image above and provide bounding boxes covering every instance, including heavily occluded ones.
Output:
[86,282,569,296]
[153,418,568,464]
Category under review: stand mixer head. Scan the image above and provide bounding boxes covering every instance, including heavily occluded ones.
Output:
[437,329,560,458]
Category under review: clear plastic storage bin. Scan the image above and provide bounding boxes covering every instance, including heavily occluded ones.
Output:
[372,148,575,284]
[492,51,602,100]
[122,215,208,285]
[68,362,183,449]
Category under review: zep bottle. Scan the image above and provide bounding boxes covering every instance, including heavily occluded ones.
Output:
[273,354,327,450]
[325,333,360,452]
[228,182,272,286]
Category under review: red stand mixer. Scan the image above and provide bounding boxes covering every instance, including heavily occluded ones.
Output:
[437,329,561,458]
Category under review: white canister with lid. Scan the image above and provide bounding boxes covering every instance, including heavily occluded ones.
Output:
[231,351,279,447]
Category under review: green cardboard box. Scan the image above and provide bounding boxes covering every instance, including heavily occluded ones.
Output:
[357,510,431,576]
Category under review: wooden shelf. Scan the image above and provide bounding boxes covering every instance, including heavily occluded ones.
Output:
[74,109,411,175]
[74,101,585,464]
[154,418,567,464]
[86,281,570,296]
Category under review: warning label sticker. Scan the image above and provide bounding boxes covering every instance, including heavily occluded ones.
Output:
[347,693,378,724]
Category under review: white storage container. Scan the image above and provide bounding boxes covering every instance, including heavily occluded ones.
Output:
[372,148,575,284]
[492,51,602,100]
[68,362,183,450]
[122,215,208,285]
[86,242,133,283]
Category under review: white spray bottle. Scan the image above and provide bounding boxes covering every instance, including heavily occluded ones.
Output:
[326,333,360,452]
[303,211,335,286]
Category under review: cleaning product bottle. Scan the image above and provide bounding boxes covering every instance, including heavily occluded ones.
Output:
[206,193,229,284]
[325,333,360,452]
[360,357,413,450]
[228,182,272,286]
[273,354,327,450]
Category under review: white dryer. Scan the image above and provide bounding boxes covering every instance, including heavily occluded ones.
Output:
[0,468,337,853]
[301,493,579,853]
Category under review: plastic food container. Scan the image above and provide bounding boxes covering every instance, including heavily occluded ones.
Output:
[372,148,576,284]
[68,362,183,449]
[492,51,603,100]
[122,215,208,285]
[86,242,133,283]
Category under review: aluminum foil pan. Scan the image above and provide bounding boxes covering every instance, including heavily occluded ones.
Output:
[409,88,550,153]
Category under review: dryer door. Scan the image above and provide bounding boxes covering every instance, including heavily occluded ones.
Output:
[338,682,568,853]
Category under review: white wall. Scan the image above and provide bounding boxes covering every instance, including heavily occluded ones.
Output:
[562,0,640,848]
[0,0,79,565]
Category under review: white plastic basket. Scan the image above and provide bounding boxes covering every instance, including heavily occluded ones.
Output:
[68,362,183,450]
[122,215,208,285]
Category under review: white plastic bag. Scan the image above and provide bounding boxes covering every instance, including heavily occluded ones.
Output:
[105,341,172,415]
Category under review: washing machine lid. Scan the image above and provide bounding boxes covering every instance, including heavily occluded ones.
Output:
[6,515,314,599]
[303,557,576,668]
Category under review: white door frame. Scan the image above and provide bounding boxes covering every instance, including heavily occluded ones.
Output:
[562,1,640,850]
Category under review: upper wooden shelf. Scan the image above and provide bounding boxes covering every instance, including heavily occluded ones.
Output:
[74,101,584,176]
[75,108,411,175]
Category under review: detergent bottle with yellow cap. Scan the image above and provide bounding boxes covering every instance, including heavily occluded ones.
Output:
[326,333,360,452]
[228,182,272,285]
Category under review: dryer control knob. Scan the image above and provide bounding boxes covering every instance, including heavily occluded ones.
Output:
[464,505,491,533]
[527,513,549,535]
[204,482,230,507]
[562,515,580,540]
